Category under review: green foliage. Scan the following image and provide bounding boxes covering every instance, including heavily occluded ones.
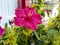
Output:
[31,0,45,17]
[2,27,18,45]
[45,6,60,44]
[48,14,60,31]
[32,6,60,45]
[14,26,32,45]
[47,29,58,40]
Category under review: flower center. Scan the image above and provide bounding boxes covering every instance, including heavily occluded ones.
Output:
[25,17,30,20]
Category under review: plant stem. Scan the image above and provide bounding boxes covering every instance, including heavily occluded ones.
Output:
[34,31,40,40]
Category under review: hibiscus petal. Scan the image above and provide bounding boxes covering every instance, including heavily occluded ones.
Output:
[24,7,31,15]
[30,21,37,30]
[30,8,36,14]
[24,20,37,30]
[15,9,26,18]
[31,14,42,24]
[14,17,25,26]
[24,7,36,16]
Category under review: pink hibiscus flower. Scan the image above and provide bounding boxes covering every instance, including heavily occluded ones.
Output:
[14,7,42,30]
[0,26,5,36]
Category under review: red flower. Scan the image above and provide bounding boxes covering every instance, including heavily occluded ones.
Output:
[14,7,42,30]
[0,26,5,36]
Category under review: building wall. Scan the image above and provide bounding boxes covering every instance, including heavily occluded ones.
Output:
[0,0,17,27]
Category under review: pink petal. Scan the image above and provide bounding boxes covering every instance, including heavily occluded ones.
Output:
[24,19,37,30]
[30,8,36,14]
[30,21,37,30]
[0,27,5,36]
[24,7,36,16]
[14,17,25,26]
[15,9,26,18]
[31,14,42,24]
[24,7,31,15]
[0,16,2,20]
[24,20,32,29]
[0,30,5,36]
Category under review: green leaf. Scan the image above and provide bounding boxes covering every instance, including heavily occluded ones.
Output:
[47,29,59,40]
[5,23,8,29]
[35,24,45,36]
[37,24,45,30]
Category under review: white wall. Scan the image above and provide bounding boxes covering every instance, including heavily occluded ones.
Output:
[0,0,17,27]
